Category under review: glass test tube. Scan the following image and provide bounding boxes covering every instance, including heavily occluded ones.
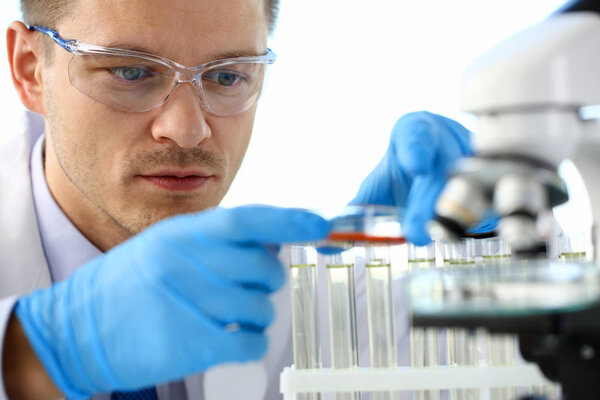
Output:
[408,243,439,400]
[438,241,456,367]
[326,249,361,400]
[448,239,478,400]
[559,231,588,262]
[481,237,516,400]
[289,244,322,400]
[365,245,399,400]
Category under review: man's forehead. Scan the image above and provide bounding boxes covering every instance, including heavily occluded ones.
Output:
[61,0,268,63]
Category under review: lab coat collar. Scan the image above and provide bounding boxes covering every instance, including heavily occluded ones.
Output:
[0,110,51,297]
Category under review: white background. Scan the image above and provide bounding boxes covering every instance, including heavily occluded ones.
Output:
[0,0,590,233]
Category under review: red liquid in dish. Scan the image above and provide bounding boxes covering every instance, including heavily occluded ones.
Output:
[327,232,406,244]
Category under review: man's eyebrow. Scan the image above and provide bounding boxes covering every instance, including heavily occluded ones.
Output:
[103,42,162,55]
[211,50,266,60]
[102,43,265,61]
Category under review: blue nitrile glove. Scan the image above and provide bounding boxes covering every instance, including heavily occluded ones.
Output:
[14,205,330,399]
[351,111,497,245]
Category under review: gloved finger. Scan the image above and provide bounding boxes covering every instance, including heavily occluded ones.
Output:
[349,155,401,206]
[392,111,473,175]
[187,281,276,329]
[213,330,269,364]
[179,205,331,245]
[185,327,269,368]
[202,245,285,292]
[403,173,447,246]
[436,114,474,152]
[149,241,286,293]
[391,111,438,176]
[467,212,499,234]
[316,245,347,255]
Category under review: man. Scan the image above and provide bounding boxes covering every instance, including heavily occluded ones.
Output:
[0,0,481,399]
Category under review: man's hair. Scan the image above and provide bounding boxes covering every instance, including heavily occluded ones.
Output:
[21,0,280,33]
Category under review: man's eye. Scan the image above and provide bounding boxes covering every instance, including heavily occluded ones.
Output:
[205,71,244,87]
[217,72,239,86]
[110,66,151,81]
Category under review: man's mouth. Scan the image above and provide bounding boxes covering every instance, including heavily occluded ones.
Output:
[138,169,215,192]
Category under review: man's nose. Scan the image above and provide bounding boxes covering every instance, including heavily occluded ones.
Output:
[150,83,212,149]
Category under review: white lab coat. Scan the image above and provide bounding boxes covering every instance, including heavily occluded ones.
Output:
[0,111,297,400]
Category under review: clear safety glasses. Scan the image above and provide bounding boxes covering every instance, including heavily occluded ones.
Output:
[29,25,277,116]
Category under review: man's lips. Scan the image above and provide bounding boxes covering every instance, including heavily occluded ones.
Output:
[138,170,215,191]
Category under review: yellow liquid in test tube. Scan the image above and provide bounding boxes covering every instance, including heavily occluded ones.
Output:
[408,243,439,400]
[366,246,399,400]
[326,250,361,400]
[289,244,322,400]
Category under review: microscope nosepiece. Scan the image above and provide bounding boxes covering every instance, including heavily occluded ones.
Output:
[493,173,550,256]
[431,175,490,241]
[494,174,548,216]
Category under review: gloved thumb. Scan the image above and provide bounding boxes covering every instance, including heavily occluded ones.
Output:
[403,173,447,246]
[175,205,331,245]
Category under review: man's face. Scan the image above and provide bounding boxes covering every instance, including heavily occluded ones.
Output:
[42,0,269,239]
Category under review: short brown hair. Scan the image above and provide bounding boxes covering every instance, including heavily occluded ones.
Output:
[20,0,71,28]
[21,0,280,33]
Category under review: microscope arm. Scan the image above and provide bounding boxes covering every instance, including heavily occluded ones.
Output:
[460,11,600,166]
[417,4,600,399]
[423,1,600,246]
[570,121,600,259]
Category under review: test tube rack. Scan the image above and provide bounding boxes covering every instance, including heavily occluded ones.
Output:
[280,364,551,399]
[285,230,562,400]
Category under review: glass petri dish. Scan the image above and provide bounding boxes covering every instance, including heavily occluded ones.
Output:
[408,259,600,318]
[317,205,405,253]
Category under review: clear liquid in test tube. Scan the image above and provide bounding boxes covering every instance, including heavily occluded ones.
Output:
[449,238,478,400]
[408,243,439,400]
[438,241,455,367]
[558,231,589,262]
[326,249,361,400]
[482,237,517,400]
[289,244,322,400]
[365,245,399,400]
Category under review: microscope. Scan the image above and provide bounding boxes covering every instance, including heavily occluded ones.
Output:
[411,1,600,399]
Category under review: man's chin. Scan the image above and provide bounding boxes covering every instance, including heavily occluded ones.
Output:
[120,202,218,234]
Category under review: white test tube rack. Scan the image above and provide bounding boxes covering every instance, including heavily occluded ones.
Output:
[283,217,554,399]
[280,363,551,399]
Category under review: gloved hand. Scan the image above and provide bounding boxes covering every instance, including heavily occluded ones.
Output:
[351,111,496,245]
[15,205,330,399]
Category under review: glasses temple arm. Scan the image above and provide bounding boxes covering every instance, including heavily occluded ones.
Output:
[28,25,76,52]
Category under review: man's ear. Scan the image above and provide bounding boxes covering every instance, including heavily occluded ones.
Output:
[6,21,47,115]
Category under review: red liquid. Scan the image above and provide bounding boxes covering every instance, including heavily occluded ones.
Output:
[327,232,406,244]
